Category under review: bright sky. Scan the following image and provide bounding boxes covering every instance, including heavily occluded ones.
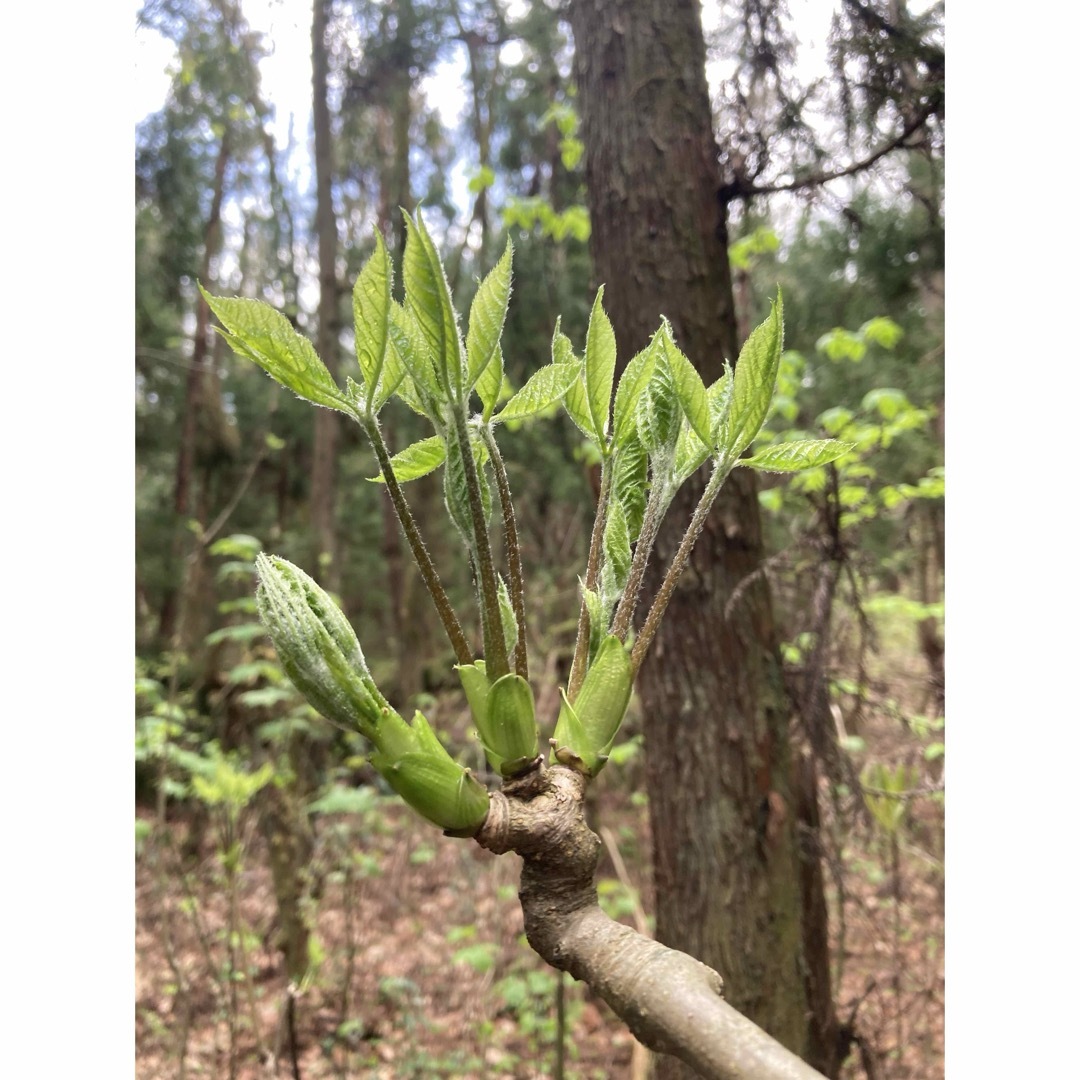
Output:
[134,0,845,145]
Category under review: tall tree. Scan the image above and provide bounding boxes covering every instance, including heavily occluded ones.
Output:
[570,1,943,1074]
[137,0,279,648]
[569,0,824,1071]
[311,0,343,588]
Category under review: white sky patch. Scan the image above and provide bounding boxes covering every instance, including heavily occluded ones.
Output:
[421,48,469,130]
[244,0,313,148]
[134,19,176,125]
[500,38,524,67]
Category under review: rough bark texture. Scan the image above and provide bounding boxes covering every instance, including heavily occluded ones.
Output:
[570,0,824,1068]
[311,0,341,589]
[475,765,827,1080]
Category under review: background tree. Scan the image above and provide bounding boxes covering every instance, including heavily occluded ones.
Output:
[569,0,819,1067]
[569,0,943,1074]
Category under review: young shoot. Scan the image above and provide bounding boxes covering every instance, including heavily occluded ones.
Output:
[203,207,852,829]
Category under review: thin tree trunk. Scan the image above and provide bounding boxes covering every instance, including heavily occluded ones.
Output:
[570,0,832,1071]
[311,0,341,589]
[160,132,230,646]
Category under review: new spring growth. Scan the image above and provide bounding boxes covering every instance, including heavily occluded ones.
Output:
[551,634,634,777]
[211,208,855,837]
[457,661,540,779]
[255,554,489,835]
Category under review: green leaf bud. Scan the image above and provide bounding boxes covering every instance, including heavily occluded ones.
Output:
[484,673,540,777]
[551,635,633,776]
[550,691,604,776]
[255,554,384,737]
[372,750,490,836]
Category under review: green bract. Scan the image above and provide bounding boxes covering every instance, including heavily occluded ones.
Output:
[371,750,490,836]
[457,662,539,778]
[552,635,633,777]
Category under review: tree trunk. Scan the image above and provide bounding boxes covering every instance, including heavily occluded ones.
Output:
[570,0,831,1070]
[311,0,341,589]
[159,132,230,646]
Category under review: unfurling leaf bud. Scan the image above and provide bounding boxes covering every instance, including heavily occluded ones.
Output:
[550,635,633,777]
[371,750,490,836]
[255,554,387,738]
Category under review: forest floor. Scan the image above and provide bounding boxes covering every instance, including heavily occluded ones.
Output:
[136,710,943,1080]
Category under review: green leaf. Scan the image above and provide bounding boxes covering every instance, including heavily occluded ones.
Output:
[388,301,441,417]
[573,635,633,755]
[860,316,903,350]
[476,343,505,422]
[660,321,710,446]
[368,435,447,484]
[741,439,855,473]
[497,576,518,661]
[443,429,491,548]
[550,692,598,775]
[729,226,780,270]
[601,497,632,595]
[861,387,910,421]
[353,231,392,412]
[816,327,866,363]
[466,239,513,393]
[635,333,680,455]
[611,435,647,543]
[556,320,596,441]
[817,406,854,435]
[582,287,617,447]
[201,288,353,415]
[494,362,581,423]
[467,165,496,194]
[612,341,657,448]
[403,208,464,401]
[726,292,784,457]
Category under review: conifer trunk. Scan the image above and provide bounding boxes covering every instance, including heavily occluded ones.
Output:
[311,0,341,589]
[570,0,830,1071]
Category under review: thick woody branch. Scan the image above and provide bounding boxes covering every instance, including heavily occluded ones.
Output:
[475,767,827,1080]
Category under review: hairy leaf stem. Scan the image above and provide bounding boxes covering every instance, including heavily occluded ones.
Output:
[481,425,529,679]
[630,457,734,676]
[452,409,509,678]
[610,454,673,643]
[567,456,612,701]
[363,417,473,666]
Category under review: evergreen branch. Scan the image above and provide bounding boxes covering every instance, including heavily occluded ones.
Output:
[567,457,612,700]
[452,409,509,678]
[362,417,473,667]
[482,425,529,680]
[630,459,734,676]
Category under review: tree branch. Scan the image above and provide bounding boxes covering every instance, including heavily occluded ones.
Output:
[723,102,935,200]
[475,766,828,1080]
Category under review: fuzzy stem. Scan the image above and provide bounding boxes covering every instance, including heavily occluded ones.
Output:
[452,409,509,678]
[567,455,612,700]
[610,456,672,642]
[482,424,529,679]
[363,417,473,666]
[630,457,734,676]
